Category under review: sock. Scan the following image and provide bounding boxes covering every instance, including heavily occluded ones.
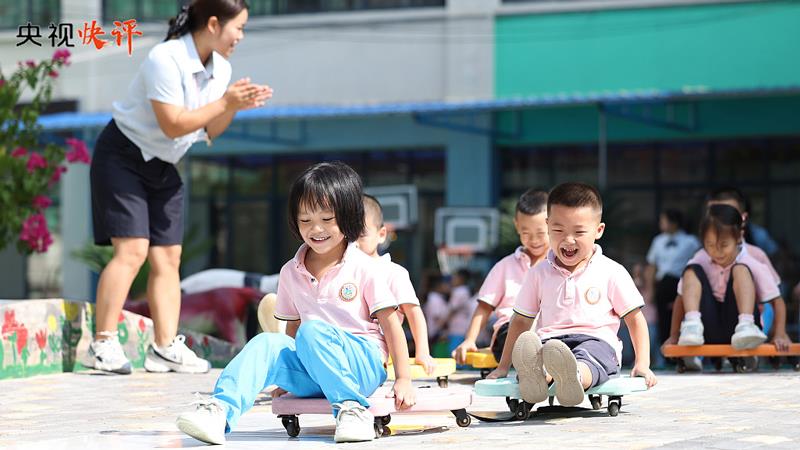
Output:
[685,311,702,321]
[737,314,755,325]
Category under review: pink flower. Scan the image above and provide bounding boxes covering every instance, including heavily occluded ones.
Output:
[0,79,5,88]
[19,213,53,253]
[26,152,47,173]
[32,195,52,210]
[49,165,68,185]
[65,138,91,164]
[48,70,59,78]
[25,60,36,68]
[52,49,71,65]
[11,147,27,158]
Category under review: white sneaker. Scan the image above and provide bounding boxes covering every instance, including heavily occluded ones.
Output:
[512,331,548,404]
[88,337,132,375]
[144,335,211,373]
[176,396,227,445]
[731,322,767,350]
[678,319,705,346]
[333,400,375,443]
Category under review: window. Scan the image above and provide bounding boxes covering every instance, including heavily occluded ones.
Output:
[1,0,59,31]
[187,148,444,285]
[249,0,444,15]
[103,0,180,23]
[102,0,443,23]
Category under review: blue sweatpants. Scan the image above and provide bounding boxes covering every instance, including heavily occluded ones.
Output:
[212,320,387,431]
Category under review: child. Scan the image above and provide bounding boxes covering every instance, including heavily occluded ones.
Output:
[452,189,549,365]
[357,194,436,374]
[446,268,475,355]
[176,162,414,445]
[489,182,656,407]
[423,273,450,348]
[676,204,777,349]
[665,189,792,352]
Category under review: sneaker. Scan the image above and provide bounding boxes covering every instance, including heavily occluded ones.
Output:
[88,337,132,375]
[542,340,584,407]
[176,396,227,445]
[678,319,705,346]
[682,356,703,372]
[144,335,211,373]
[731,322,767,350]
[333,400,375,443]
[512,331,548,404]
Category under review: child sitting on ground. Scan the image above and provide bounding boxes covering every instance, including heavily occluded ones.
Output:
[452,189,549,365]
[676,204,778,350]
[176,162,414,445]
[489,182,657,407]
[357,194,436,373]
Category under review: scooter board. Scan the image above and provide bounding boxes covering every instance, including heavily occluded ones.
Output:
[470,376,647,420]
[271,386,473,438]
[386,357,457,387]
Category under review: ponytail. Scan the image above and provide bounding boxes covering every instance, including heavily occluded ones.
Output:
[165,4,192,41]
[164,0,249,42]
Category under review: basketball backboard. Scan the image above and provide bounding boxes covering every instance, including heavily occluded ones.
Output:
[434,207,499,253]
[364,184,418,230]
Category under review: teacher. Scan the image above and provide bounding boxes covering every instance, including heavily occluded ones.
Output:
[88,0,271,374]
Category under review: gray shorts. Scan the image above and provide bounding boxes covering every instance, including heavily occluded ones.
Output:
[542,334,619,388]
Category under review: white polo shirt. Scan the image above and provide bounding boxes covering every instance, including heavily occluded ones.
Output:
[112,33,231,164]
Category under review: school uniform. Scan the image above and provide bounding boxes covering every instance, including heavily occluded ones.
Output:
[476,246,536,361]
[211,243,398,431]
[645,230,701,342]
[677,248,779,344]
[91,33,230,245]
[514,246,644,388]
[380,253,420,322]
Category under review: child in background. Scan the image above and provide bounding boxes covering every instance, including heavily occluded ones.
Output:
[446,268,476,356]
[452,189,549,365]
[357,194,436,374]
[665,189,792,352]
[490,182,656,407]
[424,273,451,353]
[176,162,414,445]
[677,204,777,349]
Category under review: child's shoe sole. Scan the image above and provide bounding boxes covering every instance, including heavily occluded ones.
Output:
[176,415,226,445]
[731,333,766,350]
[542,340,584,407]
[511,331,548,404]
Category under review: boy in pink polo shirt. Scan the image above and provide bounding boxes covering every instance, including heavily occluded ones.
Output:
[489,182,657,407]
[357,194,436,374]
[452,189,549,365]
[676,204,777,349]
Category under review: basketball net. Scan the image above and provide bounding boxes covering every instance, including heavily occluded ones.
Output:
[436,246,474,276]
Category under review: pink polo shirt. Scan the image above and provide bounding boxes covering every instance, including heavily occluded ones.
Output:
[380,254,419,307]
[742,242,781,284]
[275,242,398,359]
[677,247,780,304]
[514,245,644,361]
[378,253,419,324]
[477,247,536,344]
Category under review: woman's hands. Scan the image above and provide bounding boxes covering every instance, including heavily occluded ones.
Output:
[224,77,273,110]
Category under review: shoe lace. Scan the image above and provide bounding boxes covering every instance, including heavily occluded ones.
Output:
[190,393,223,414]
[333,402,369,424]
[168,335,201,362]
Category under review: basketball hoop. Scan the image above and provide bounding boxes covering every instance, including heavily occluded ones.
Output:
[436,246,474,276]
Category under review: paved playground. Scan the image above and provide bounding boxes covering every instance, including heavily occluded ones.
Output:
[2,367,799,449]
